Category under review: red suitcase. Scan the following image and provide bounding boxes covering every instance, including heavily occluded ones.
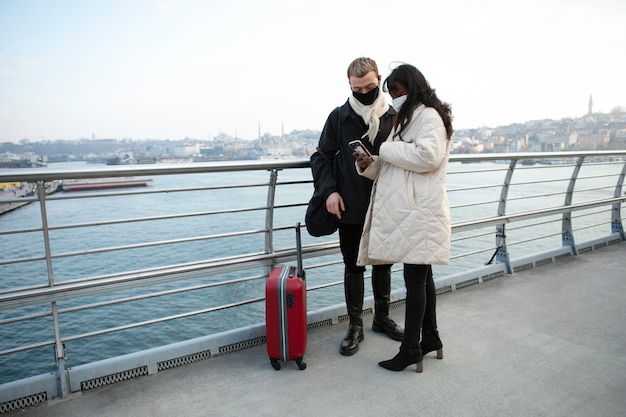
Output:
[265,224,307,370]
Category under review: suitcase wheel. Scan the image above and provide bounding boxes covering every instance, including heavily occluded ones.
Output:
[270,357,281,370]
[295,357,307,371]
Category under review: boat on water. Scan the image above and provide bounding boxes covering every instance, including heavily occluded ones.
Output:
[61,177,153,191]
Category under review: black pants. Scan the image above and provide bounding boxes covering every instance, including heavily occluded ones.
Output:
[338,223,392,322]
[338,223,391,274]
[402,264,434,351]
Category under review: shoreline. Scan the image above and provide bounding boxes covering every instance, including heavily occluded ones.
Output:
[0,181,60,216]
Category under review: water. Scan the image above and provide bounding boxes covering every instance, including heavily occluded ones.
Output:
[0,160,622,384]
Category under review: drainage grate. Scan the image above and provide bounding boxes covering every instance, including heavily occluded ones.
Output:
[436,285,452,295]
[389,299,406,309]
[482,271,504,282]
[535,258,554,267]
[157,349,212,371]
[218,336,266,355]
[80,366,148,391]
[308,318,332,332]
[0,392,47,414]
[456,278,479,290]
[514,263,534,272]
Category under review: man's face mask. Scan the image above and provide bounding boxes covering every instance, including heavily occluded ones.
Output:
[353,86,380,105]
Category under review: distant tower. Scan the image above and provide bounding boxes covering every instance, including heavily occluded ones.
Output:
[92,132,95,140]
[588,95,593,115]
[258,122,261,140]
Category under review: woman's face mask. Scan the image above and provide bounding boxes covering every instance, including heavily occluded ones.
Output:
[391,95,408,112]
[353,86,380,105]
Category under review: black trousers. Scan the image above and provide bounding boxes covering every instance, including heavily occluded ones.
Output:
[402,264,435,351]
[338,223,391,274]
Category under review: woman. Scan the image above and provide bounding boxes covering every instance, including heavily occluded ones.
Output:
[354,63,453,372]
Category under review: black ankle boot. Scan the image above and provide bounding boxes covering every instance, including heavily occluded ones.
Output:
[340,323,364,356]
[372,315,404,341]
[378,349,423,372]
[421,332,443,359]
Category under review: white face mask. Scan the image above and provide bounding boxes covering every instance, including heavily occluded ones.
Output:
[391,95,407,112]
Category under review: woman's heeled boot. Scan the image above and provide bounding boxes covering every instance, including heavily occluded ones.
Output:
[379,264,427,372]
[378,348,423,372]
[421,332,443,359]
[340,271,364,356]
[421,266,443,359]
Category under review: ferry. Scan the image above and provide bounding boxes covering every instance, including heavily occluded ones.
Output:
[60,177,153,191]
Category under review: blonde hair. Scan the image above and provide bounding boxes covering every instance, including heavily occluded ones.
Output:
[347,57,379,78]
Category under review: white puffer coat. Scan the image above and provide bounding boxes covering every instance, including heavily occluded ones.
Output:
[357,104,451,266]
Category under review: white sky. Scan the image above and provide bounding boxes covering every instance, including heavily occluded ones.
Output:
[1,0,625,143]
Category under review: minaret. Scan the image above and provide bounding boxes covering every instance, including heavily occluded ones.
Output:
[588,95,593,115]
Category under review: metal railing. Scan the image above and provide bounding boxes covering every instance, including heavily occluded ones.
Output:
[0,150,625,411]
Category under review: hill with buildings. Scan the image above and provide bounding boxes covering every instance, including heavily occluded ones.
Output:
[2,107,625,165]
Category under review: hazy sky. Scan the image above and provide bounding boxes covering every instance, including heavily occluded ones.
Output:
[1,0,625,143]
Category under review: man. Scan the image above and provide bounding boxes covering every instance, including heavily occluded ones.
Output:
[310,57,403,356]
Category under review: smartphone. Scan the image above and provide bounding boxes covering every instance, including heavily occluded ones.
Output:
[348,140,373,158]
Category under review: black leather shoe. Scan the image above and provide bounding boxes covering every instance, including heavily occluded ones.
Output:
[340,324,364,356]
[372,316,404,341]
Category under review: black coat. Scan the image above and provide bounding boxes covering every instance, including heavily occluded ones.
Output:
[310,100,396,224]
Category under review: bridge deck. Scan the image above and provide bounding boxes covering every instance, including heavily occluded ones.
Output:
[9,242,626,417]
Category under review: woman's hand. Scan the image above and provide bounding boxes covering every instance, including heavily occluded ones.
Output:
[354,151,373,171]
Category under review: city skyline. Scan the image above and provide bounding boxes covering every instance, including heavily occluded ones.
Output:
[1,0,625,143]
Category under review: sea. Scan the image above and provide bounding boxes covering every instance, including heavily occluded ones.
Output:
[0,160,622,383]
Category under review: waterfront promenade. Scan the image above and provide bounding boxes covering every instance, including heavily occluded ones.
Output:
[7,241,625,417]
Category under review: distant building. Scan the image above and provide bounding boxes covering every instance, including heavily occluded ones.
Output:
[576,133,610,150]
[172,144,201,156]
[535,132,578,151]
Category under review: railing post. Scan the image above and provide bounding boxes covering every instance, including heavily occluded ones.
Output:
[265,169,279,270]
[562,157,584,255]
[495,159,515,274]
[612,160,626,240]
[36,181,69,398]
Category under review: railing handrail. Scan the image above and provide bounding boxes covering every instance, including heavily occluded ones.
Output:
[2,195,624,310]
[0,241,340,310]
[2,150,626,182]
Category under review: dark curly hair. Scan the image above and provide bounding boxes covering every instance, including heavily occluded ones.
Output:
[384,64,453,140]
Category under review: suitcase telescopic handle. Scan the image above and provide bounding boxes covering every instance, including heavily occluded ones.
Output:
[296,222,304,279]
